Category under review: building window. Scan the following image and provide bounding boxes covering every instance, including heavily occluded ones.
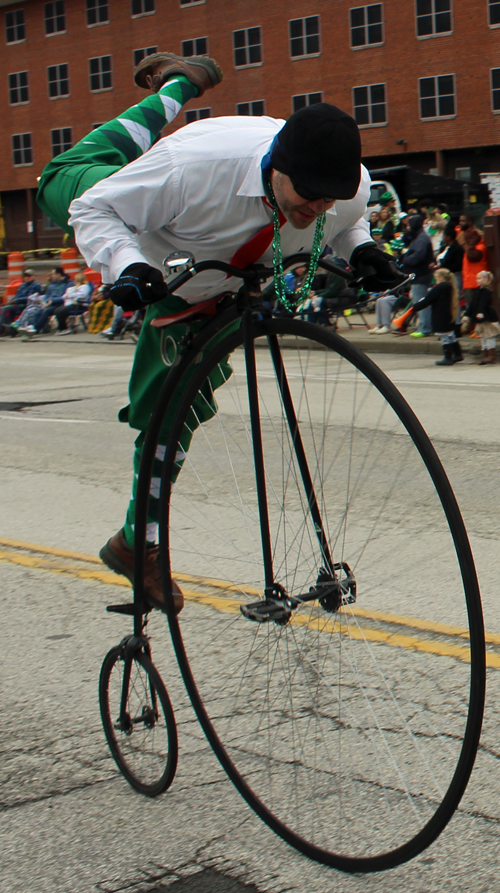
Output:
[48,63,69,98]
[180,0,206,6]
[292,92,323,112]
[350,4,383,47]
[131,0,155,15]
[51,127,72,156]
[182,37,208,56]
[237,100,265,115]
[86,0,109,26]
[92,122,104,129]
[353,83,387,125]
[416,0,452,37]
[419,74,455,118]
[185,108,211,123]
[12,132,32,166]
[289,16,320,58]
[455,167,471,180]
[5,9,25,43]
[489,0,500,26]
[233,27,262,67]
[89,55,112,91]
[9,71,29,105]
[44,1,66,35]
[133,46,158,67]
[491,68,500,111]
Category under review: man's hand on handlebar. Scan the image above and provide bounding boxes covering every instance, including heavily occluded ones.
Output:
[350,244,408,292]
[109,263,168,311]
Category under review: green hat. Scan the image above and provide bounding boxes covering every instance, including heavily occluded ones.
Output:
[379,191,394,205]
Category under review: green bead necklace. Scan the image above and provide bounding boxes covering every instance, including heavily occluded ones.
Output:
[267,179,326,312]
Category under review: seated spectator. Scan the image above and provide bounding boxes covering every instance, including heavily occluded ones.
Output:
[0,269,42,335]
[53,272,92,333]
[369,291,402,334]
[30,267,72,334]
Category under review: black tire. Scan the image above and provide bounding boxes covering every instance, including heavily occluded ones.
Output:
[157,316,485,871]
[99,645,178,797]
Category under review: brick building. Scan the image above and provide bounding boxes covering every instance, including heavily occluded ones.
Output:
[0,0,499,250]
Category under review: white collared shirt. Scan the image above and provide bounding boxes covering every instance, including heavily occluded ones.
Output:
[69,115,372,303]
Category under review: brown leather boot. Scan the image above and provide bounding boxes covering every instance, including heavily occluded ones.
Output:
[134,52,223,96]
[479,348,496,365]
[99,529,184,614]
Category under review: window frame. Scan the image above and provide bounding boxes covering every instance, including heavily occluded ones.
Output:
[415,0,453,39]
[179,0,206,7]
[8,71,30,106]
[12,132,33,167]
[418,73,456,120]
[349,4,384,50]
[236,100,266,116]
[352,82,388,127]
[181,36,209,56]
[86,0,109,28]
[233,26,263,69]
[5,9,26,44]
[292,92,323,113]
[488,0,500,28]
[89,55,113,92]
[184,107,212,123]
[51,126,73,157]
[47,63,70,99]
[131,0,155,18]
[289,15,321,60]
[133,46,158,68]
[491,67,500,112]
[44,0,66,36]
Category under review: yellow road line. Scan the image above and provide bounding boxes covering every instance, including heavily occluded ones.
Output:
[0,536,101,564]
[0,537,493,667]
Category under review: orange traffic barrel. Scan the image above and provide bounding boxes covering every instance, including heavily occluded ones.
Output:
[4,279,23,299]
[8,251,24,282]
[83,267,102,288]
[61,247,80,280]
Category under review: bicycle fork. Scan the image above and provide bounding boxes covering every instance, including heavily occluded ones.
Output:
[241,312,355,625]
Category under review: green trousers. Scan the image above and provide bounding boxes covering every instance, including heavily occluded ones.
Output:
[36,75,234,545]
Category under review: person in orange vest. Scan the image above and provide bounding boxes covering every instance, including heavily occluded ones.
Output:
[462,229,488,306]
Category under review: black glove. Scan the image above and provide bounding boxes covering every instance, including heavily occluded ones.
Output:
[350,244,407,292]
[109,263,168,311]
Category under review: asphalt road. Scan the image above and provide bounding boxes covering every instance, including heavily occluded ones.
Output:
[2,333,500,893]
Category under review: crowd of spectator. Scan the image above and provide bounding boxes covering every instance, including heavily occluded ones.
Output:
[366,192,496,365]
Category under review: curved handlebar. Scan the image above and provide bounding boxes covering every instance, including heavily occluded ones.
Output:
[167,253,414,296]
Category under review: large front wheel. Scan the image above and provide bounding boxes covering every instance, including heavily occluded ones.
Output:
[158,317,485,872]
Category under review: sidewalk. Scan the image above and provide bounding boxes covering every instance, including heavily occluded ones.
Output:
[3,323,481,359]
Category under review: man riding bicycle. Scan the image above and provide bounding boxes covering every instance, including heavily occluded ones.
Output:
[37,51,402,615]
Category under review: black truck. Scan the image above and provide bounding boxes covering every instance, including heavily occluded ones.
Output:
[367,164,490,222]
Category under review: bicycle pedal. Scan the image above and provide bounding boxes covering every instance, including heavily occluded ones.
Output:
[240,597,293,624]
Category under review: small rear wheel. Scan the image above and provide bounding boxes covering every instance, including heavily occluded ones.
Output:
[99,645,178,797]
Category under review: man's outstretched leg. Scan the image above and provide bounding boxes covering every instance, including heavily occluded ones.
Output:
[37,52,223,613]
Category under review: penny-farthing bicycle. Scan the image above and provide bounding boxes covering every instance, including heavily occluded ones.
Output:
[99,252,485,874]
